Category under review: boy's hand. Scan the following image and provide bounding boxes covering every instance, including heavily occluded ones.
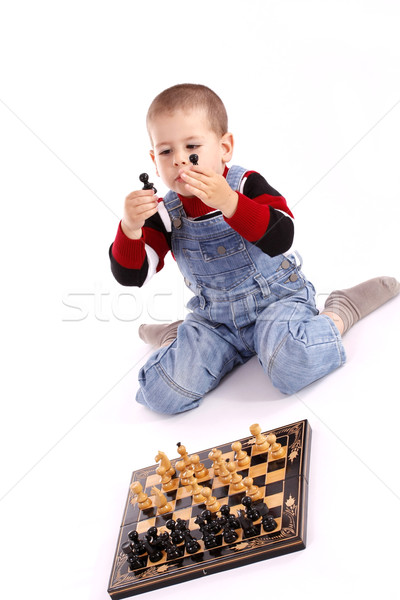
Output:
[180,167,238,218]
[121,189,159,239]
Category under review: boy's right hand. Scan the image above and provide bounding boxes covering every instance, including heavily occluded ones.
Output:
[121,189,159,239]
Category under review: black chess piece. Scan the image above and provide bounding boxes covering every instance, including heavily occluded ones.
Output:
[145,526,159,543]
[127,554,146,570]
[175,518,188,531]
[253,499,270,518]
[200,509,220,534]
[145,526,169,551]
[127,530,146,555]
[220,504,240,530]
[242,496,261,522]
[194,515,207,531]
[223,524,239,544]
[202,529,218,549]
[166,519,185,545]
[139,173,157,194]
[216,515,227,531]
[262,514,278,532]
[143,539,163,563]
[189,153,198,165]
[165,540,183,560]
[121,542,146,570]
[183,530,201,554]
[237,509,258,538]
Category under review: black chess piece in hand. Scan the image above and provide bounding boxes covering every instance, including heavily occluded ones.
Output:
[139,173,157,194]
[189,154,198,165]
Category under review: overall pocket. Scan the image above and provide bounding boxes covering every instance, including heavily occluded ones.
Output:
[183,230,256,291]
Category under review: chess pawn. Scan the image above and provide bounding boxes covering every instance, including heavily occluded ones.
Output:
[208,448,222,476]
[271,443,285,459]
[249,423,270,452]
[130,482,152,510]
[218,459,232,485]
[151,486,172,515]
[242,477,263,502]
[181,467,195,488]
[202,486,220,513]
[227,461,245,492]
[231,441,250,468]
[139,173,157,194]
[156,465,175,492]
[190,454,209,479]
[266,433,285,459]
[188,476,206,503]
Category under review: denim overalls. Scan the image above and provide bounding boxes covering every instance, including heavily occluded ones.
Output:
[136,166,346,414]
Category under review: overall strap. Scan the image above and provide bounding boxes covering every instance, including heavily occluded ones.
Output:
[225,165,248,192]
[162,189,182,211]
[162,189,184,221]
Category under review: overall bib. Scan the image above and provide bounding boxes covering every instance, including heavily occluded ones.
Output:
[136,166,346,414]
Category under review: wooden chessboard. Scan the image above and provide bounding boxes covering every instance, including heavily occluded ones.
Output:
[108,419,311,598]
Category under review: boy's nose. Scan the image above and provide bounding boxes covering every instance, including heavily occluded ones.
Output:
[173,151,188,166]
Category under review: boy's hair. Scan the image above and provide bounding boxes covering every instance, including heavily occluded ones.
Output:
[146,84,228,139]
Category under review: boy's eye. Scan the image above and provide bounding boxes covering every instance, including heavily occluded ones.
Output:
[159,149,171,155]
[187,144,199,149]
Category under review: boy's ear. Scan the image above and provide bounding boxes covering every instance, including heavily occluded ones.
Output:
[221,132,234,163]
[149,149,160,176]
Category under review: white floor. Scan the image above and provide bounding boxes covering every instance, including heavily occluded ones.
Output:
[1,2,400,599]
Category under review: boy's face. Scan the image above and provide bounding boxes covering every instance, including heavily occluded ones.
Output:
[149,108,233,197]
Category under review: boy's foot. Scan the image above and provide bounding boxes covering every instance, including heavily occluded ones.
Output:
[139,320,183,348]
[323,276,400,335]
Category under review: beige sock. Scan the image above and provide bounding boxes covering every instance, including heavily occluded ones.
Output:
[324,276,400,334]
[139,320,183,348]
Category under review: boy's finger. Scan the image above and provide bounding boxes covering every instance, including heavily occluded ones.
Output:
[180,171,207,186]
[187,165,213,178]
[126,189,157,201]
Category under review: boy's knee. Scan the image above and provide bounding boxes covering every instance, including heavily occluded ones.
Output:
[269,366,303,395]
[136,367,202,415]
[135,388,201,415]
[267,334,345,396]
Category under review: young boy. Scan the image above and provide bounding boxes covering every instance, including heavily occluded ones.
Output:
[109,83,399,415]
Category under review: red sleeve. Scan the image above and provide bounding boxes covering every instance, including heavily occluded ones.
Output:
[111,222,146,269]
[224,170,294,243]
[111,222,171,273]
[224,193,271,241]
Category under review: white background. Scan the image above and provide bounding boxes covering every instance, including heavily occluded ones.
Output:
[1,1,400,598]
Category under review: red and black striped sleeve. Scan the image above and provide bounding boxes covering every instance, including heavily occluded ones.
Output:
[224,171,294,256]
[109,210,171,287]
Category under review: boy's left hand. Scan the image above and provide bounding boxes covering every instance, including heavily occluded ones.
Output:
[180,167,238,218]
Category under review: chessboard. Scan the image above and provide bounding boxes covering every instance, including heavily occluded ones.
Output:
[108,419,311,598]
